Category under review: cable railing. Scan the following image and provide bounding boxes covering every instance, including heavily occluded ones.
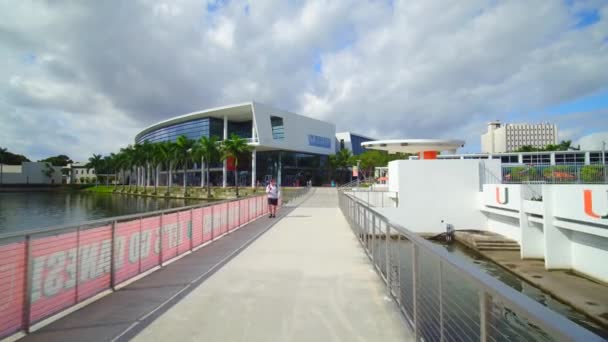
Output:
[0,189,309,340]
[338,191,604,342]
[502,164,607,184]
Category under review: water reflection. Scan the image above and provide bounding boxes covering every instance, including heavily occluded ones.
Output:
[0,191,205,233]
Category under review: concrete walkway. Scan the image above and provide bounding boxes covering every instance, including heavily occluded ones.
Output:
[133,188,412,341]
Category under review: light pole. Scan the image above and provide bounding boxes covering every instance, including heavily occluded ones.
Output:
[602,141,606,183]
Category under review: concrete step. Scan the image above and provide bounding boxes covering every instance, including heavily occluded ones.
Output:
[476,242,520,247]
[478,246,521,251]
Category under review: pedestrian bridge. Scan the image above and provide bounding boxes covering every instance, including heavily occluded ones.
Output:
[1,189,603,341]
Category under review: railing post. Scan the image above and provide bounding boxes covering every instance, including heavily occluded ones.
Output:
[439,260,445,342]
[75,226,81,303]
[479,290,491,342]
[190,208,194,251]
[159,213,164,267]
[111,221,116,290]
[364,206,369,252]
[211,205,215,241]
[23,235,32,333]
[412,243,419,340]
[385,221,390,289]
[371,215,376,264]
[139,216,143,273]
[226,202,230,234]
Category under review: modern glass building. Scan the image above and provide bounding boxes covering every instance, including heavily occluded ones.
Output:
[135,102,336,187]
[335,132,376,155]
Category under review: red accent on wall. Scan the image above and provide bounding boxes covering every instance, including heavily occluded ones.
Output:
[584,189,601,219]
[421,151,438,160]
[227,156,236,171]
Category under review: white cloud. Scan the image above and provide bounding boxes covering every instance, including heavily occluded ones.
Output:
[0,0,607,161]
[576,132,608,151]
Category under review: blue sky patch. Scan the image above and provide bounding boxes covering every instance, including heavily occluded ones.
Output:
[575,8,600,28]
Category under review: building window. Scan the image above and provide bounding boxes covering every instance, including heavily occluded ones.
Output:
[340,139,345,150]
[270,116,284,140]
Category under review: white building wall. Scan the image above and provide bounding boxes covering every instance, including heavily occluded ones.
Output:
[381,159,501,234]
[252,102,336,155]
[0,162,62,184]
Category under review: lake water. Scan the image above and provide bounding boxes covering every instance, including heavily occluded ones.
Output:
[0,191,204,234]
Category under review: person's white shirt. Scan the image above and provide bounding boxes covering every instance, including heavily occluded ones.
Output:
[266,184,279,199]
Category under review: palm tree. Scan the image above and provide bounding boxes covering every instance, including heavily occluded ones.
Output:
[175,135,195,194]
[193,136,220,198]
[86,154,103,187]
[150,142,167,194]
[140,141,154,193]
[154,141,174,194]
[121,146,135,192]
[221,134,253,197]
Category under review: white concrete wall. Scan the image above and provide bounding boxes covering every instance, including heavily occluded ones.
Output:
[252,102,336,156]
[486,213,520,242]
[385,159,501,233]
[0,162,62,184]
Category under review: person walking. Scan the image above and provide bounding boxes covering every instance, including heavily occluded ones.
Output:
[266,178,279,218]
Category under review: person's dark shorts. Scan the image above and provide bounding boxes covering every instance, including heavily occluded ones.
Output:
[268,198,278,206]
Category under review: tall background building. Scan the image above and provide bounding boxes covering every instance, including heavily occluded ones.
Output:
[481,121,557,153]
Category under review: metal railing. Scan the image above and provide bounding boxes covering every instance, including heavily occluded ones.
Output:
[502,164,607,184]
[342,189,398,208]
[338,192,604,341]
[0,190,309,340]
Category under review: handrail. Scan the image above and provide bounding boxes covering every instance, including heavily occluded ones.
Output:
[0,194,256,240]
[0,187,312,340]
[339,191,604,341]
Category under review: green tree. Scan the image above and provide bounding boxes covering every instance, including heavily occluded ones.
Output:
[39,154,73,167]
[175,135,195,194]
[221,134,253,197]
[42,163,56,183]
[193,136,221,198]
[86,154,103,187]
[329,148,353,184]
[0,147,30,165]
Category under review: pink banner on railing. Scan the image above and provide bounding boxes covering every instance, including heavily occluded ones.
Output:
[1,198,272,338]
[191,208,203,247]
[114,220,141,284]
[29,231,78,323]
[140,216,162,273]
[76,226,112,302]
[0,241,26,338]
[177,210,192,255]
[161,213,178,263]
[202,206,213,242]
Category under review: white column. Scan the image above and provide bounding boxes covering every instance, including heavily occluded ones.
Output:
[251,149,256,188]
[542,185,572,270]
[222,115,228,188]
[550,152,556,166]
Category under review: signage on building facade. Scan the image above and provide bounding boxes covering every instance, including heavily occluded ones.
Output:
[308,135,331,148]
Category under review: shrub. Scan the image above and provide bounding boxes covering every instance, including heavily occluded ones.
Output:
[581,165,605,183]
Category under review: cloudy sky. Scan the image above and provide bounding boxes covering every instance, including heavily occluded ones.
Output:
[1,0,607,161]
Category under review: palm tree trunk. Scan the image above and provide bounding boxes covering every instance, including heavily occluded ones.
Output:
[154,164,158,194]
[206,166,211,198]
[234,169,238,197]
[168,161,173,188]
[200,157,204,188]
[183,161,187,193]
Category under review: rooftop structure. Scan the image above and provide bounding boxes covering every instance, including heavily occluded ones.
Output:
[361,139,465,159]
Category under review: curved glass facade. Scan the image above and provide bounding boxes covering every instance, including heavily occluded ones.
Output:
[136,117,223,144]
[136,117,252,144]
